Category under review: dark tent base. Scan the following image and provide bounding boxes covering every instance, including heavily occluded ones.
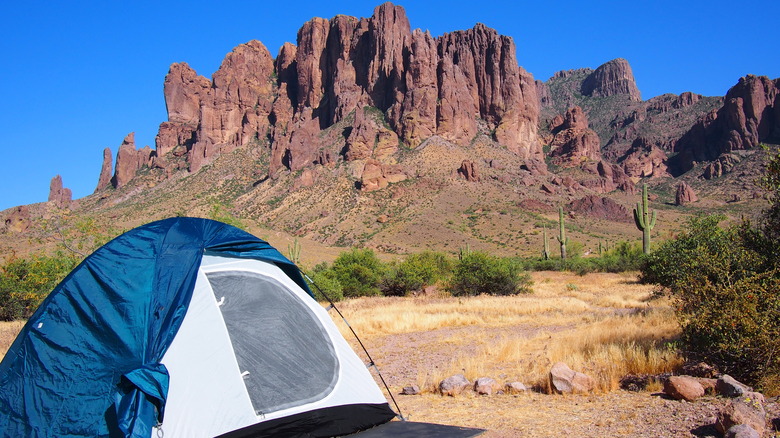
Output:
[347,421,485,437]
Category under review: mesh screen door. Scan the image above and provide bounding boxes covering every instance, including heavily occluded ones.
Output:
[206,271,339,415]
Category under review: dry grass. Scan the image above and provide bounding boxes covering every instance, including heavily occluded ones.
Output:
[0,321,24,360]
[329,271,683,394]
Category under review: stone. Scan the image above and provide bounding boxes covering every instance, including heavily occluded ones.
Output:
[549,106,601,166]
[400,385,420,395]
[505,381,528,394]
[675,181,698,205]
[673,74,779,174]
[581,58,641,101]
[716,395,767,436]
[48,175,72,209]
[717,375,752,398]
[439,374,470,396]
[725,424,761,438]
[458,160,480,182]
[112,133,152,189]
[520,158,548,176]
[95,147,113,192]
[695,378,718,395]
[568,195,631,222]
[663,375,705,402]
[3,206,31,233]
[549,362,594,394]
[474,377,500,395]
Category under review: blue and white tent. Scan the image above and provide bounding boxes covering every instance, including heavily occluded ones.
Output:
[0,218,396,437]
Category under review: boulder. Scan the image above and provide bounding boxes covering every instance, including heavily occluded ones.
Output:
[716,394,767,436]
[675,181,698,205]
[3,206,31,233]
[549,106,601,166]
[568,195,631,222]
[717,375,751,398]
[474,377,500,396]
[725,424,761,438]
[663,375,705,402]
[549,362,594,394]
[439,374,470,396]
[400,385,420,395]
[458,160,480,182]
[505,381,528,394]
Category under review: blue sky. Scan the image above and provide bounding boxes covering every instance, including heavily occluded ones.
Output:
[1,0,778,211]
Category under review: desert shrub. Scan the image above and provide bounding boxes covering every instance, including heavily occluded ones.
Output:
[305,264,344,302]
[641,214,780,392]
[0,252,79,321]
[331,249,386,298]
[381,251,453,296]
[450,252,531,296]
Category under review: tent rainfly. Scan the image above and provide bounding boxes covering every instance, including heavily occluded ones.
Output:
[0,218,398,437]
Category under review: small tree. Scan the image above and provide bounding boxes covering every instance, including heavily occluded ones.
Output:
[450,252,531,296]
[331,248,385,298]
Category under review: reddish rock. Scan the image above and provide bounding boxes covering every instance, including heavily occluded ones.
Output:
[439,374,470,396]
[549,106,601,166]
[549,362,594,394]
[360,159,406,191]
[663,375,705,402]
[474,377,500,395]
[95,147,113,192]
[345,107,399,161]
[621,138,669,179]
[517,198,553,212]
[675,181,698,205]
[458,160,480,182]
[716,394,767,436]
[581,58,641,101]
[399,29,438,147]
[4,206,31,233]
[112,133,151,188]
[520,158,548,176]
[568,195,631,222]
[702,153,741,179]
[673,75,779,174]
[48,175,72,209]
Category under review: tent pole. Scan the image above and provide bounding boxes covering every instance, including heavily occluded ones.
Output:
[303,273,407,422]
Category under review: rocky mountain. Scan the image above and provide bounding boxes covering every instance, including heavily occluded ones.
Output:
[2,2,779,259]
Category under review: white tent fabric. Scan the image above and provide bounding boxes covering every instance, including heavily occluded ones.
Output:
[159,255,388,437]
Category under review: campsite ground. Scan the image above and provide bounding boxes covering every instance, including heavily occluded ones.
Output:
[1,272,778,437]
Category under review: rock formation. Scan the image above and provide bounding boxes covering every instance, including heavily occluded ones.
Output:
[48,175,72,209]
[112,133,151,189]
[3,206,31,233]
[138,2,541,185]
[95,147,113,192]
[458,160,481,182]
[672,74,780,174]
[568,195,631,222]
[675,181,698,205]
[549,106,601,165]
[581,58,641,101]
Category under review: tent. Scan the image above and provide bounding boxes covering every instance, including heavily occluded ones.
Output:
[0,218,398,437]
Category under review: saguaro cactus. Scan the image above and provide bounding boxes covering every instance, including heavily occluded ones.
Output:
[288,238,302,265]
[557,206,568,259]
[633,184,657,254]
[542,226,551,260]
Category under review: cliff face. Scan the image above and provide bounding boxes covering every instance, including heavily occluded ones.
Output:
[101,2,541,190]
[671,74,780,174]
[581,58,641,101]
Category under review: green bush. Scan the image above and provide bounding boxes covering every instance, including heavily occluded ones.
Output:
[331,249,385,298]
[305,265,344,302]
[381,251,453,296]
[641,215,780,391]
[0,252,79,321]
[450,252,531,296]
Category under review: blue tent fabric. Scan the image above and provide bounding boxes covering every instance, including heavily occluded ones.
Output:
[0,218,310,437]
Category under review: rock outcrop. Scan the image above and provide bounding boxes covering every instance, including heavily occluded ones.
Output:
[581,58,641,101]
[672,75,780,174]
[549,106,601,165]
[48,175,72,209]
[568,195,631,222]
[95,147,113,192]
[139,2,541,186]
[111,133,151,189]
[675,181,698,205]
[3,206,31,233]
